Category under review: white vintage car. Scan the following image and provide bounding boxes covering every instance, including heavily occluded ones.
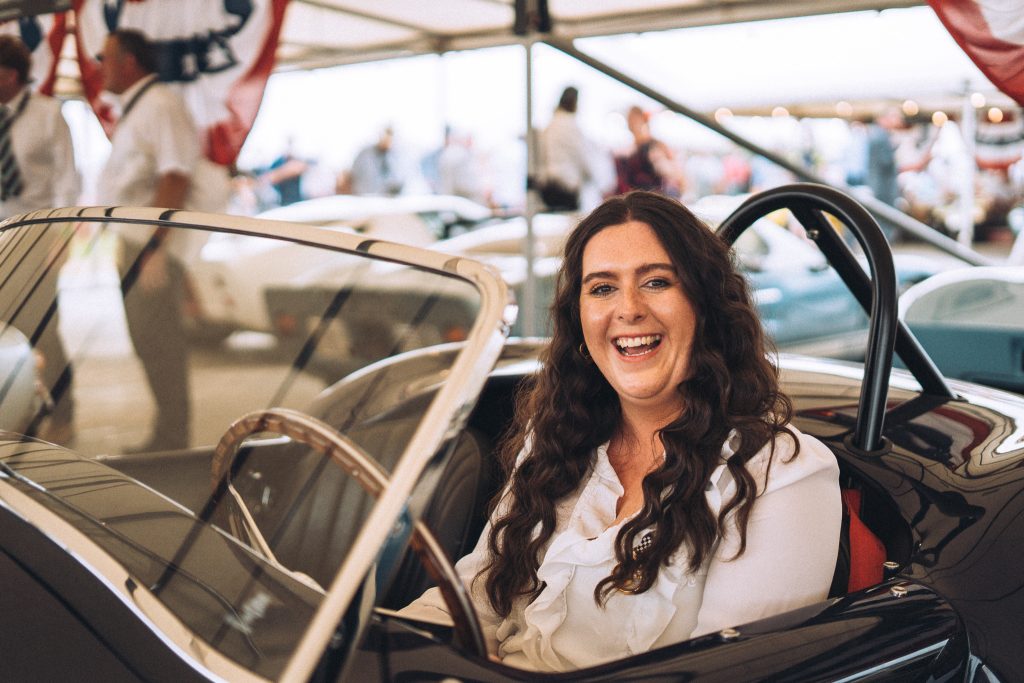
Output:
[185,194,497,342]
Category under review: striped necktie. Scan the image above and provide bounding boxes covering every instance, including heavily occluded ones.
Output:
[0,102,23,201]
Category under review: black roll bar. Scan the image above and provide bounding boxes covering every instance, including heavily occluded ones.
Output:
[717,183,955,454]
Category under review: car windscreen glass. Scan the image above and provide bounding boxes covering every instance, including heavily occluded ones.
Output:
[0,215,485,679]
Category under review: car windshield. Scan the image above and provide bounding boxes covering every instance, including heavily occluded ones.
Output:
[0,211,505,680]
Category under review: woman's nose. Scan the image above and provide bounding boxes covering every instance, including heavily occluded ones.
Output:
[617,288,646,322]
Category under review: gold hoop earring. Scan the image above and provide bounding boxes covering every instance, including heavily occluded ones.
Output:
[578,343,592,361]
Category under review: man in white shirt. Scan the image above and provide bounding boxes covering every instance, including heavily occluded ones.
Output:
[538,86,606,213]
[350,126,406,196]
[0,35,80,444]
[97,29,200,453]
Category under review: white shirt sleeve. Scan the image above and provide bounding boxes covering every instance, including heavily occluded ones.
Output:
[98,81,201,209]
[145,86,201,178]
[399,517,504,655]
[3,93,80,217]
[691,429,842,637]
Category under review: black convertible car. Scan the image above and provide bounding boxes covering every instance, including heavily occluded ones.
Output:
[0,185,1021,681]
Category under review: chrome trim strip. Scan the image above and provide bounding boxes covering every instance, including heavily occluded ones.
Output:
[831,639,948,683]
[280,249,510,682]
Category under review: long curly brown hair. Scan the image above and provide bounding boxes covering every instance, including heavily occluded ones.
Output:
[482,191,797,617]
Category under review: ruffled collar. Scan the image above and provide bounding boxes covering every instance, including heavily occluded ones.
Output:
[500,435,746,670]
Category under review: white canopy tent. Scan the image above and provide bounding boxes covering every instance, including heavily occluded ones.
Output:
[273,1,1016,114]
[276,0,925,71]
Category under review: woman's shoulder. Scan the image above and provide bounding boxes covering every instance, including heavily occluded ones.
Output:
[741,426,839,494]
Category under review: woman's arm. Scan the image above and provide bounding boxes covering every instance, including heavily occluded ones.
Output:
[692,432,842,637]
[399,442,531,656]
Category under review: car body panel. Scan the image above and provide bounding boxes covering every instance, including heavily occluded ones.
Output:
[0,440,317,681]
[373,583,963,682]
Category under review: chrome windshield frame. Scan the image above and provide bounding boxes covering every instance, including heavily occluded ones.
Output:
[0,205,513,681]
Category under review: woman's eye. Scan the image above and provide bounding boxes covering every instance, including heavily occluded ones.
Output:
[644,278,671,289]
[589,284,614,296]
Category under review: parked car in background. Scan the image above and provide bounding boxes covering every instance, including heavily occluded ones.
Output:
[899,266,1024,393]
[2,186,1024,680]
[431,212,571,336]
[256,193,495,243]
[185,194,497,342]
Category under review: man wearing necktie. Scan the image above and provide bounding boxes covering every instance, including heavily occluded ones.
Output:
[0,35,81,445]
[96,29,201,454]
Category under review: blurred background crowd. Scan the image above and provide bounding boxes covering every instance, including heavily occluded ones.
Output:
[217,89,1022,248]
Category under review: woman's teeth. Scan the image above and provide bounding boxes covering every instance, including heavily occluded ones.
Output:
[615,335,662,356]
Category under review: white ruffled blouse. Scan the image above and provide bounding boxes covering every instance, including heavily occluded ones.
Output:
[402,426,841,672]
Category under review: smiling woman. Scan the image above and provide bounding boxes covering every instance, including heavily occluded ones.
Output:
[579,220,697,424]
[403,190,842,671]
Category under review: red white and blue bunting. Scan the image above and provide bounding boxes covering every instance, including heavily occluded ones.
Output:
[928,0,1024,108]
[73,0,290,165]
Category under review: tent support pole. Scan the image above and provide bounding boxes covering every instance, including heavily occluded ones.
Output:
[523,40,539,337]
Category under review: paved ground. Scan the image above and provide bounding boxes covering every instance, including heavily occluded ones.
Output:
[52,262,326,457]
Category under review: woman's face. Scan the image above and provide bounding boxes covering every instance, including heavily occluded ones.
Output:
[579,221,696,418]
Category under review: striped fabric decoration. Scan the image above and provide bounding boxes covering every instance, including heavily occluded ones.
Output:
[0,105,22,201]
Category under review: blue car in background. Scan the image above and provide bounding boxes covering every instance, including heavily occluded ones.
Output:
[690,195,941,359]
[717,208,938,359]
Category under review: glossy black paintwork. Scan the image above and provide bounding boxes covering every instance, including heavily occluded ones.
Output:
[0,439,323,680]
[788,369,1024,682]
[370,582,964,682]
[0,497,214,682]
